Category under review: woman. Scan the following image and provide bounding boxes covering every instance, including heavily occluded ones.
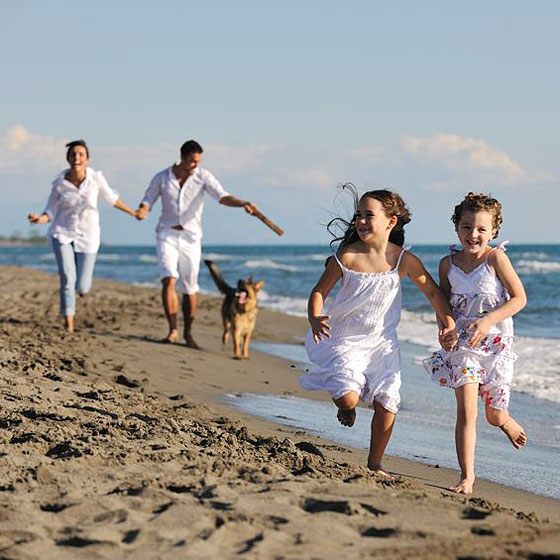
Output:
[28,139,136,333]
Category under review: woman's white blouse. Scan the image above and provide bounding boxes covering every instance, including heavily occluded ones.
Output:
[43,167,119,253]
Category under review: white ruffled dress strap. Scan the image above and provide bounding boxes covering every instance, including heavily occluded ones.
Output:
[395,245,410,269]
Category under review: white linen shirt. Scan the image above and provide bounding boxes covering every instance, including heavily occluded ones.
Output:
[43,167,120,253]
[141,166,229,242]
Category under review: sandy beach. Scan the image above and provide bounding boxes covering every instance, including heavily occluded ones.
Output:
[0,265,558,559]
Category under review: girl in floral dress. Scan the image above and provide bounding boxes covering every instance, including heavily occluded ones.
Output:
[424,192,527,494]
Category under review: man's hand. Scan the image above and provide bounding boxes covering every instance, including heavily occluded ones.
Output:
[243,201,257,215]
[135,205,149,221]
[309,315,331,344]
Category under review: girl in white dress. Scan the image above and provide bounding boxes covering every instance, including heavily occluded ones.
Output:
[28,140,137,333]
[301,186,456,478]
[423,192,527,494]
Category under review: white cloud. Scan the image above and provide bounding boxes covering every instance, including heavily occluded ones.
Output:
[0,125,64,171]
[401,133,551,188]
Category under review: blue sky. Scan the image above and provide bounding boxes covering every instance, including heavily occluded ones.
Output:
[1,0,558,245]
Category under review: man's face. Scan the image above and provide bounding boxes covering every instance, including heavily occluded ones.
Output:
[182,152,202,174]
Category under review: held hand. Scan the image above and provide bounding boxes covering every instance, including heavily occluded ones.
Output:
[438,325,458,351]
[135,206,149,221]
[309,315,332,344]
[28,212,48,224]
[467,316,492,348]
[243,201,257,215]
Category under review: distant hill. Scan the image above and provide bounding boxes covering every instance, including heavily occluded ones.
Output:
[0,232,47,246]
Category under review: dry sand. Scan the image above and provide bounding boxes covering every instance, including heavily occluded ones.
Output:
[0,265,558,559]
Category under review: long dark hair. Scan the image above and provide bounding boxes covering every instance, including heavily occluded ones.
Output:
[327,184,411,248]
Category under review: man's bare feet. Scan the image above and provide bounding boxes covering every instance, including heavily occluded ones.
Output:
[161,330,179,344]
[500,417,527,449]
[450,475,475,494]
[367,462,395,480]
[184,334,201,350]
[337,408,356,427]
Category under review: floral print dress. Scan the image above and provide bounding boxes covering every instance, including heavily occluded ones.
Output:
[423,243,516,410]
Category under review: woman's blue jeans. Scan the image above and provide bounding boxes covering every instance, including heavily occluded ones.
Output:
[52,238,97,317]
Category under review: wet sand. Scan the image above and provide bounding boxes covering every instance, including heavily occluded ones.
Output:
[0,265,558,559]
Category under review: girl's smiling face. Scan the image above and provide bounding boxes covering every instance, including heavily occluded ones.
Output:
[355,196,396,242]
[456,210,495,255]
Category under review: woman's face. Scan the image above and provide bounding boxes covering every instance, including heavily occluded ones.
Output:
[67,145,89,172]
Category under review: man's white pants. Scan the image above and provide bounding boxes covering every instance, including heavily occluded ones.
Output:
[156,229,201,294]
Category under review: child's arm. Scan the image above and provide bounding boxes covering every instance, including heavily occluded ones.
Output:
[437,257,455,348]
[308,256,342,344]
[402,252,457,351]
[467,250,526,348]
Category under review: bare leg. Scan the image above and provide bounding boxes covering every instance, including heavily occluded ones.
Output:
[367,402,396,479]
[64,315,74,334]
[333,392,359,427]
[486,406,527,449]
[452,383,478,494]
[182,294,200,349]
[161,277,179,343]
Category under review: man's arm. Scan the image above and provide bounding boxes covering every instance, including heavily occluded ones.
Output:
[219,195,256,214]
[136,174,161,221]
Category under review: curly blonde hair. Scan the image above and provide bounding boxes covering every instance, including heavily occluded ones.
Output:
[451,192,503,239]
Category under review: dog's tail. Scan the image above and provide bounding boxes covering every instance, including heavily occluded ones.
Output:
[204,260,235,296]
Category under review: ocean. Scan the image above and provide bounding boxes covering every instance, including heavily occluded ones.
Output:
[2,243,559,498]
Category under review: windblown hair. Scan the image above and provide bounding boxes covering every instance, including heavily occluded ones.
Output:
[452,192,503,239]
[180,140,204,159]
[327,184,411,249]
[65,139,89,160]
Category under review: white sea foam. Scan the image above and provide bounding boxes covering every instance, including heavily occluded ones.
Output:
[244,259,314,273]
[516,260,560,274]
[139,254,158,263]
[95,254,124,262]
[258,291,307,316]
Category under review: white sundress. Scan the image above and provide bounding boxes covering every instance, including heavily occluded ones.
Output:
[423,242,516,410]
[300,248,408,414]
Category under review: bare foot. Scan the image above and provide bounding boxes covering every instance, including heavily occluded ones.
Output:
[367,463,395,480]
[450,476,475,494]
[161,330,179,344]
[500,417,527,449]
[337,408,356,427]
[185,334,201,350]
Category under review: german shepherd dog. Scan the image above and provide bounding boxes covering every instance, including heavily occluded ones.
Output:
[204,260,264,360]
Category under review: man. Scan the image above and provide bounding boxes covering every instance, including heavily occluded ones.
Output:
[136,140,256,348]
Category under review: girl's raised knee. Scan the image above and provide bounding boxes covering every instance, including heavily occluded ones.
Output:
[334,392,359,410]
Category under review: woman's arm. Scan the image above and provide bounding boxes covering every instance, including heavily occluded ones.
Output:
[467,250,527,347]
[308,256,342,344]
[113,197,137,217]
[402,252,457,350]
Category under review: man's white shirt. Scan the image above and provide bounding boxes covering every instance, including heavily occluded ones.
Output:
[141,165,229,242]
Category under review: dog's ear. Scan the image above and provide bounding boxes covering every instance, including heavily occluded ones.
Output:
[254,280,265,292]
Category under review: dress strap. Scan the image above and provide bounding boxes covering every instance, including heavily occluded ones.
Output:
[395,246,409,269]
[486,240,509,260]
[332,252,345,270]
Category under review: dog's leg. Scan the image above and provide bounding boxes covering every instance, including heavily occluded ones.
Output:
[242,331,252,360]
[232,328,242,360]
